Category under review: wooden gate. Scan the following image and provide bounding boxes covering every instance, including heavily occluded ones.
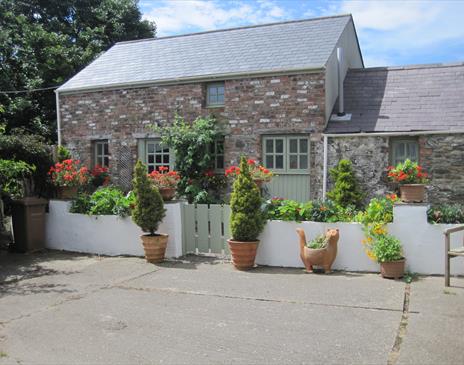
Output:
[181,203,231,255]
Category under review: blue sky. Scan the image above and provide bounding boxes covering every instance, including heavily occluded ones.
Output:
[140,0,464,67]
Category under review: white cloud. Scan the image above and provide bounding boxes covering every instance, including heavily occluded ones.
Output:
[143,0,290,36]
[336,0,464,66]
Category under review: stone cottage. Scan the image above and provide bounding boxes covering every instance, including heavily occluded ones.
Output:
[56,14,464,203]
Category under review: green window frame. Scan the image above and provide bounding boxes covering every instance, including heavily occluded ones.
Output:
[209,139,225,172]
[390,139,419,166]
[94,140,109,167]
[206,82,225,106]
[262,135,310,174]
[137,139,175,173]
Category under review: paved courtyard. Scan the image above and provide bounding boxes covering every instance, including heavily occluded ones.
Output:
[0,250,463,364]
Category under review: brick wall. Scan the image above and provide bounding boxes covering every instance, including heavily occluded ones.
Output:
[60,72,326,194]
[328,134,464,204]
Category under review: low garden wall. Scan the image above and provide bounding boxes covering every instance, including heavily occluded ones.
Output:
[45,200,183,258]
[45,201,464,275]
[257,204,464,275]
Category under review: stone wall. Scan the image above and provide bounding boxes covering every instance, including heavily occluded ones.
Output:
[328,134,464,204]
[60,72,326,194]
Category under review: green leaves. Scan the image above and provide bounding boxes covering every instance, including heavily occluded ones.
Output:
[154,115,223,203]
[371,234,403,263]
[229,157,265,242]
[327,159,364,209]
[0,0,155,140]
[132,160,165,235]
[0,159,35,198]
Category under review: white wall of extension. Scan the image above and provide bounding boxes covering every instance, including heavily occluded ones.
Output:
[45,201,464,275]
[45,200,183,258]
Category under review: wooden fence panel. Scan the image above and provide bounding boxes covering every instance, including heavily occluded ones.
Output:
[181,203,231,255]
[196,204,210,252]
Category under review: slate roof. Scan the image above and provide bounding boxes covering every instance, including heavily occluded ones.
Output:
[58,15,353,92]
[326,63,464,134]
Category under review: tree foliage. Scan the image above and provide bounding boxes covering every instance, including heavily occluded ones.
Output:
[155,115,224,203]
[132,160,165,235]
[229,157,266,242]
[0,0,155,140]
[0,159,36,198]
[327,159,364,209]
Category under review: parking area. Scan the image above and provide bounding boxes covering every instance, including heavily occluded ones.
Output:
[0,250,463,364]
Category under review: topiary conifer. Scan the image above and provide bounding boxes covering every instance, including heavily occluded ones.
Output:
[229,156,266,241]
[327,159,364,208]
[132,160,166,235]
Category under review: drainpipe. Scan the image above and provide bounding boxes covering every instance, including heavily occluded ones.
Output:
[337,47,345,116]
[322,134,328,200]
[55,90,61,146]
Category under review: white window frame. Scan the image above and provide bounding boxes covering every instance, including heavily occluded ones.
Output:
[262,135,310,175]
[206,82,225,107]
[390,139,419,166]
[138,139,175,173]
[94,140,109,167]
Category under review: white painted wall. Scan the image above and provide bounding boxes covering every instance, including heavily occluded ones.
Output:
[45,201,463,275]
[257,205,464,275]
[45,200,183,258]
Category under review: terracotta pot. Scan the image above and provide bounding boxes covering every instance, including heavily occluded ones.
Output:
[399,184,425,203]
[227,239,259,270]
[380,259,405,279]
[140,234,169,263]
[158,187,176,201]
[57,186,78,199]
[296,228,339,273]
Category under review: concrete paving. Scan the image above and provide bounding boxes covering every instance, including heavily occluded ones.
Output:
[0,251,462,364]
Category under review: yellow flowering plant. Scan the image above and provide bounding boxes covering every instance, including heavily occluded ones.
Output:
[358,195,402,262]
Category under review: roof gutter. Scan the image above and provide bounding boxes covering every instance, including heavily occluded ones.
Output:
[323,130,464,138]
[57,66,324,95]
[55,89,61,146]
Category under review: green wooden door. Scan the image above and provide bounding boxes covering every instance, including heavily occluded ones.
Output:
[262,135,310,202]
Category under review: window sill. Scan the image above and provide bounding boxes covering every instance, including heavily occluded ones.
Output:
[206,104,225,109]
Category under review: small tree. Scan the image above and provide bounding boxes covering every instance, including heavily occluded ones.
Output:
[154,115,224,203]
[229,156,266,241]
[327,159,364,208]
[132,160,166,236]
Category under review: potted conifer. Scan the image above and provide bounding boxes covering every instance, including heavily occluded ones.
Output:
[227,156,266,270]
[132,160,168,263]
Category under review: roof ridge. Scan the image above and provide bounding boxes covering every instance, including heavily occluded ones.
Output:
[350,61,464,72]
[116,13,352,45]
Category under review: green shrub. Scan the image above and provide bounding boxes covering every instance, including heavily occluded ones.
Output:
[69,188,135,217]
[356,196,397,226]
[57,145,72,162]
[264,198,357,223]
[132,160,166,235]
[306,200,340,222]
[0,130,53,196]
[154,115,224,203]
[371,234,403,263]
[428,204,464,224]
[0,159,36,198]
[69,193,92,214]
[229,157,266,241]
[327,159,364,208]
